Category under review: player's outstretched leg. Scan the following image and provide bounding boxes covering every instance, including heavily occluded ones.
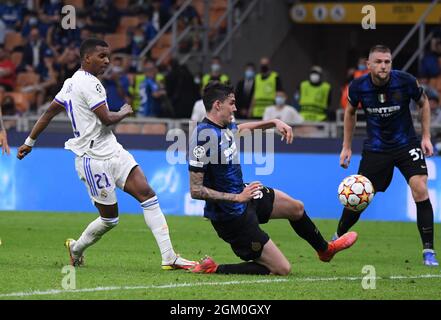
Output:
[271,189,358,262]
[124,166,196,270]
[66,203,119,266]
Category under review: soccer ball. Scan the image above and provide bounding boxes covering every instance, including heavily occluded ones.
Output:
[338,174,375,212]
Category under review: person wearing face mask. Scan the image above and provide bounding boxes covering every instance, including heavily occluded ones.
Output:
[235,62,256,119]
[298,65,331,122]
[340,57,368,109]
[202,56,230,89]
[251,56,283,118]
[21,11,48,38]
[103,56,130,112]
[263,91,303,125]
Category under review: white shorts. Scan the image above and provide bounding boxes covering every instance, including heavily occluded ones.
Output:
[75,148,138,205]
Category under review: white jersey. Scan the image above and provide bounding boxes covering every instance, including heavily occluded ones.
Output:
[54,70,122,159]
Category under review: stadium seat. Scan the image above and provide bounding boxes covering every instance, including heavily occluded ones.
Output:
[64,0,84,8]
[151,33,173,60]
[104,33,129,52]
[115,0,129,10]
[210,9,227,28]
[193,0,205,17]
[14,72,40,108]
[115,123,142,134]
[151,46,171,61]
[10,52,23,67]
[157,33,173,48]
[141,123,167,135]
[193,0,227,27]
[3,92,31,114]
[4,32,23,51]
[117,16,141,34]
[16,72,40,87]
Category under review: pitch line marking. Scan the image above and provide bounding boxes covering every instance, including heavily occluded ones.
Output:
[0,279,288,298]
[1,274,441,298]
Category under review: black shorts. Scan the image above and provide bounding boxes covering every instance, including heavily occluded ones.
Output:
[211,186,275,261]
[358,144,428,192]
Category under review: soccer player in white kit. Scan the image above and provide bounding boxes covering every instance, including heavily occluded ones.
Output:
[17,39,196,270]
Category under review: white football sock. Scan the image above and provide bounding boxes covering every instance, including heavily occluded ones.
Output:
[72,216,119,256]
[141,196,176,264]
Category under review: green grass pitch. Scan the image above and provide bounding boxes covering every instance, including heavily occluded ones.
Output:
[0,211,440,300]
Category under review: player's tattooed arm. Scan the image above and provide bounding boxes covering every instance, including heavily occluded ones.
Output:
[190,171,239,202]
[190,172,262,203]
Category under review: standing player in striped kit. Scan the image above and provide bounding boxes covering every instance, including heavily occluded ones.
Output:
[17,39,195,270]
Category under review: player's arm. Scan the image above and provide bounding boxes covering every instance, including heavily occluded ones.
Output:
[17,100,65,160]
[0,106,10,155]
[416,92,434,157]
[190,171,262,203]
[93,103,133,126]
[340,101,357,168]
[237,119,293,144]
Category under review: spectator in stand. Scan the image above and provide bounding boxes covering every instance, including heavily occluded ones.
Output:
[420,39,441,89]
[191,85,206,122]
[38,0,62,26]
[298,65,332,122]
[250,56,282,118]
[116,26,149,72]
[0,1,24,31]
[1,94,16,116]
[139,13,157,43]
[102,56,130,112]
[20,26,51,72]
[340,56,369,109]
[0,45,16,92]
[202,56,230,89]
[21,10,49,38]
[173,0,201,52]
[138,60,166,117]
[128,0,150,13]
[35,49,59,110]
[86,0,120,34]
[263,91,303,125]
[235,62,255,119]
[165,59,199,118]
[57,43,81,81]
[147,0,171,31]
[46,23,78,56]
